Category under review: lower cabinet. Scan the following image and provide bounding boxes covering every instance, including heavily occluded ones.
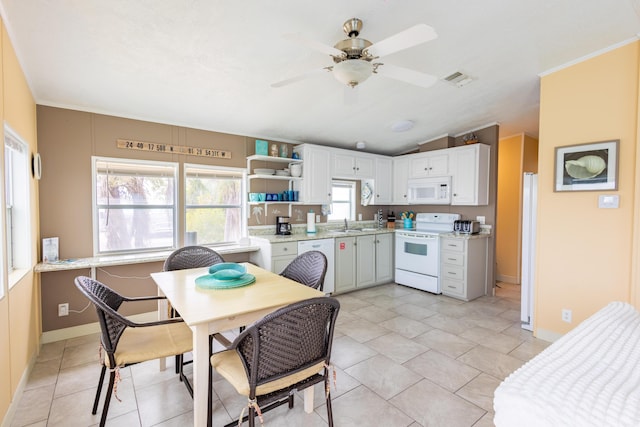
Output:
[335,233,394,293]
[270,241,298,274]
[440,237,487,301]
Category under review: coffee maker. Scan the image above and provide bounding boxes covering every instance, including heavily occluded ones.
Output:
[276,216,292,235]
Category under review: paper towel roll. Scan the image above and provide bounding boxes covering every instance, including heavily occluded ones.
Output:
[307,212,316,233]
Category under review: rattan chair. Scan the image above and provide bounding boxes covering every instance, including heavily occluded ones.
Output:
[279,250,328,291]
[163,245,225,272]
[163,245,225,372]
[74,276,193,427]
[210,296,340,427]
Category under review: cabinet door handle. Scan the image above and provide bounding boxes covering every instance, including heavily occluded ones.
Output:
[448,271,457,275]
[283,247,288,251]
[447,285,456,289]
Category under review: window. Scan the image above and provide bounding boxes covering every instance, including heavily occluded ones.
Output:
[93,157,178,254]
[328,180,356,221]
[4,125,31,284]
[185,164,245,245]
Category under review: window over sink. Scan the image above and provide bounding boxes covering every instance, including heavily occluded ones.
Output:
[328,180,356,221]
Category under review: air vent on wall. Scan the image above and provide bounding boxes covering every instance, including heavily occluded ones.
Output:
[442,71,474,87]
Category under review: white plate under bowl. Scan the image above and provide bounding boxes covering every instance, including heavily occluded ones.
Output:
[254,168,275,175]
[275,170,290,176]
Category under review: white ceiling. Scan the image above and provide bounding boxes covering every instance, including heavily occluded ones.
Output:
[1,1,640,155]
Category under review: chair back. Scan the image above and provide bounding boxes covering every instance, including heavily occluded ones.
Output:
[279,251,327,291]
[233,297,340,396]
[163,245,224,271]
[74,276,132,361]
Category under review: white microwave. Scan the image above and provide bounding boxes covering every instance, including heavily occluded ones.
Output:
[407,176,451,205]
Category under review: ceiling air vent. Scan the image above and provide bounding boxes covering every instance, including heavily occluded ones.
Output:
[442,71,474,88]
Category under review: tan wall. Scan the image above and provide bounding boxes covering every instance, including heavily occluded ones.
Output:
[0,18,40,425]
[536,41,639,339]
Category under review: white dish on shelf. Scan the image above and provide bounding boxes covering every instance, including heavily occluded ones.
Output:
[254,168,275,175]
[275,170,290,176]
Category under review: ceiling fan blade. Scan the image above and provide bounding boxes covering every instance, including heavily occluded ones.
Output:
[375,63,438,88]
[365,24,437,58]
[283,33,346,58]
[271,67,329,88]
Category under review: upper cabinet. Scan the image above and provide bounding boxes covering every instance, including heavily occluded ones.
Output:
[332,151,375,179]
[449,144,490,205]
[392,156,410,205]
[409,151,449,178]
[372,156,392,205]
[292,144,332,204]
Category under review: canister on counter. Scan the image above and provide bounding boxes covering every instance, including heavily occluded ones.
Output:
[387,211,396,229]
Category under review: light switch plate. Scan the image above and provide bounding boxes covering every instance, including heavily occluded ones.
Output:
[598,194,619,208]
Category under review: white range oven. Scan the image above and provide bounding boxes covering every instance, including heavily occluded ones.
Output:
[395,213,460,294]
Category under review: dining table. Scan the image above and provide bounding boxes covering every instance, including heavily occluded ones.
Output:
[150,262,325,427]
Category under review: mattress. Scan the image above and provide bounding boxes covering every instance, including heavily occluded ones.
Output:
[494,302,640,427]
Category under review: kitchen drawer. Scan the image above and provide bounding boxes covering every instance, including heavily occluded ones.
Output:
[442,265,465,281]
[441,278,464,296]
[441,252,464,266]
[441,239,464,253]
[271,242,298,257]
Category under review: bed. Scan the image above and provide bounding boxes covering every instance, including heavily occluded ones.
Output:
[494,301,640,427]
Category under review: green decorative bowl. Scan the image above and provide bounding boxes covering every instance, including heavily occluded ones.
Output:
[208,262,247,280]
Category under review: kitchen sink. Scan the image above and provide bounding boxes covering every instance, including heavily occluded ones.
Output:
[327,229,362,235]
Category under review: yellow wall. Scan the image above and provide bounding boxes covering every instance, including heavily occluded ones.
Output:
[0,17,39,424]
[496,134,539,285]
[536,41,639,339]
[496,135,522,283]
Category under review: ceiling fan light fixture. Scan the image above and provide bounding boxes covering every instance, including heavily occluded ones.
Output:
[332,59,373,88]
[391,120,414,132]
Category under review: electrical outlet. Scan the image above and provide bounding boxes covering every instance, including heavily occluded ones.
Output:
[58,303,69,317]
[561,309,572,323]
[316,214,320,222]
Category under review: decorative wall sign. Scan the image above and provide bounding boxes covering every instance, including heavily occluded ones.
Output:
[554,140,618,191]
[116,139,231,159]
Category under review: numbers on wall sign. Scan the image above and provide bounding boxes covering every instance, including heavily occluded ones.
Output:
[116,139,231,159]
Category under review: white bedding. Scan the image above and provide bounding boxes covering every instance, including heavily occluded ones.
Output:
[494,302,640,427]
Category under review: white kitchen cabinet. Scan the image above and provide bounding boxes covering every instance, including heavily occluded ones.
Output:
[332,151,375,179]
[249,239,298,273]
[270,241,298,273]
[440,237,487,301]
[293,144,331,204]
[409,151,449,178]
[374,233,394,283]
[334,233,394,293]
[449,144,490,206]
[392,156,410,205]
[372,156,392,205]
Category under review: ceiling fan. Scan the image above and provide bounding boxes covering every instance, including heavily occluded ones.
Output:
[271,18,438,89]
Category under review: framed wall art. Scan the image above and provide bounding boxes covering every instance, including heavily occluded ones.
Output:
[554,140,619,192]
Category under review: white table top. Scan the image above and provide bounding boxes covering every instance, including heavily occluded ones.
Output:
[150,263,324,327]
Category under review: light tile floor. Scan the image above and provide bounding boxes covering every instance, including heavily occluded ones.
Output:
[10,282,549,427]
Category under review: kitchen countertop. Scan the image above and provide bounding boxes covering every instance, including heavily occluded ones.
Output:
[250,227,396,243]
[250,225,491,243]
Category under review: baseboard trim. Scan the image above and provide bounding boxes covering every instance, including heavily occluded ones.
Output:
[1,350,38,427]
[41,311,159,343]
[535,328,561,343]
[496,274,518,284]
